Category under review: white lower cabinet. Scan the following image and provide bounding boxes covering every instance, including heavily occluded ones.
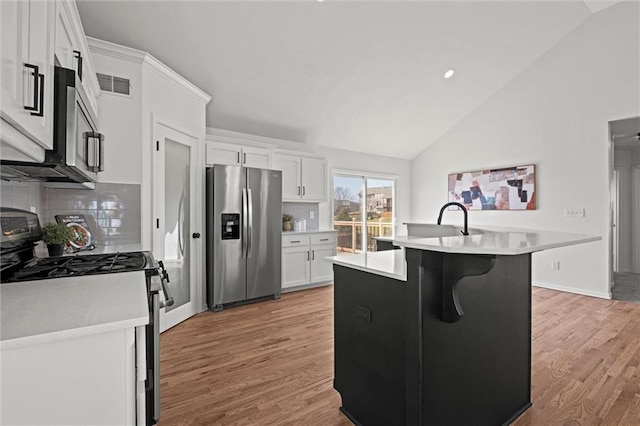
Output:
[1,327,141,425]
[282,232,336,291]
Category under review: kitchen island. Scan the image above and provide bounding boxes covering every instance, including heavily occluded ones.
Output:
[328,225,600,426]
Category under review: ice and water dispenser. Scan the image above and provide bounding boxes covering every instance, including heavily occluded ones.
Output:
[221,213,240,240]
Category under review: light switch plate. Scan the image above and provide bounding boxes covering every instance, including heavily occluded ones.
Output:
[564,208,585,218]
[309,211,314,219]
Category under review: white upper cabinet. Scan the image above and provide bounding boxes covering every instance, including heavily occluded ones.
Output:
[1,0,55,157]
[54,0,100,118]
[300,157,328,202]
[205,141,272,169]
[0,0,100,162]
[272,153,328,202]
[272,154,301,199]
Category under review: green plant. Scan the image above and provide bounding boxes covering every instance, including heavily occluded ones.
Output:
[283,214,294,223]
[41,223,74,245]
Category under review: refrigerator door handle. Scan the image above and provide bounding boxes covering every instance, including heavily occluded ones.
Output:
[247,188,253,259]
[242,188,248,259]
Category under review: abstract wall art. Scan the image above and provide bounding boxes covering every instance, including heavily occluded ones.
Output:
[447,164,536,210]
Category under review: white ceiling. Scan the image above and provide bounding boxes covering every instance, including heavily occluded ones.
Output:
[76,1,614,160]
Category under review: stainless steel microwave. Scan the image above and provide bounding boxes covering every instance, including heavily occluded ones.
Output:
[1,66,104,184]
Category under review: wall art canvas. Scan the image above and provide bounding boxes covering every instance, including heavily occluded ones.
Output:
[447,164,536,210]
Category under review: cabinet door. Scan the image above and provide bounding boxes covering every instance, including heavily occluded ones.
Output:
[0,328,135,425]
[1,0,54,151]
[54,1,75,69]
[205,142,241,166]
[55,1,100,120]
[310,244,336,283]
[282,246,310,289]
[241,146,271,169]
[301,157,328,202]
[272,153,302,201]
[24,0,55,149]
[1,0,29,127]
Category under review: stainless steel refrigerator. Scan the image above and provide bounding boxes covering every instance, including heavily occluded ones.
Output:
[206,165,282,311]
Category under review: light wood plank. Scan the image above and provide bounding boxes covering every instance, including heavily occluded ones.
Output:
[159,286,640,425]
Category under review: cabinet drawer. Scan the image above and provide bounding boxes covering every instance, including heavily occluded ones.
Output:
[282,234,310,247]
[310,233,336,246]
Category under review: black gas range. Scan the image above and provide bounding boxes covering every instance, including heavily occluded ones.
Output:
[5,250,158,283]
[0,207,172,425]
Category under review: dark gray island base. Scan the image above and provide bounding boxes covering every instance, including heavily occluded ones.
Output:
[333,248,532,426]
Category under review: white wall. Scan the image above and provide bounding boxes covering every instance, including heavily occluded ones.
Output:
[410,2,639,298]
[88,40,144,184]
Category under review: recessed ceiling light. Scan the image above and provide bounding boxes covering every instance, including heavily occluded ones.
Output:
[444,69,455,79]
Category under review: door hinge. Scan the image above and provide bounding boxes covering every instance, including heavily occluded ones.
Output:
[156,218,160,228]
[156,141,160,151]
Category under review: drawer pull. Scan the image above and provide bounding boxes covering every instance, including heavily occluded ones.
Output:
[291,240,301,243]
[320,238,329,241]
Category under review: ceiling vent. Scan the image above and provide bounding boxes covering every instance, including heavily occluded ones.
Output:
[97,73,131,95]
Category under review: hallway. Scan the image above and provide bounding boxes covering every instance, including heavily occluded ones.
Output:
[612,272,640,303]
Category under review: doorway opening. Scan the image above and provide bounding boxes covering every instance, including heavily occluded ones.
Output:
[610,116,640,303]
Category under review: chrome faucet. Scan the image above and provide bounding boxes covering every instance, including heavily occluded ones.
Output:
[437,202,469,236]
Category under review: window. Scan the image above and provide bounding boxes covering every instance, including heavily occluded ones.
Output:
[333,172,396,255]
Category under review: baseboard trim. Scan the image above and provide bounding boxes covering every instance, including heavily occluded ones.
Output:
[282,281,333,293]
[533,281,611,300]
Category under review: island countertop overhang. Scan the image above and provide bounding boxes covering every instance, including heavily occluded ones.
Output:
[392,226,601,255]
[326,225,601,280]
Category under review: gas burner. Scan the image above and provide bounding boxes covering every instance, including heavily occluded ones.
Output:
[8,252,148,282]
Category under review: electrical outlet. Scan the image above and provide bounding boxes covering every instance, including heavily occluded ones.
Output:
[564,208,585,218]
[355,304,372,323]
[551,261,560,270]
[309,211,314,219]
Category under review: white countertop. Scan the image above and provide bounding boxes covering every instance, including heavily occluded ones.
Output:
[392,225,600,255]
[326,225,600,280]
[327,249,407,281]
[283,229,337,235]
[1,271,149,350]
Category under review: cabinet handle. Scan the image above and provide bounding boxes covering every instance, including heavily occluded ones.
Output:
[297,186,300,196]
[73,50,83,81]
[243,153,247,164]
[24,63,44,116]
[237,152,240,164]
[34,73,44,117]
[307,251,310,261]
[302,186,306,196]
[320,238,329,241]
[84,131,105,172]
[312,250,315,260]
[291,240,301,243]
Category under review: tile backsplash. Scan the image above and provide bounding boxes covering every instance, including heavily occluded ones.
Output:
[282,202,319,230]
[41,183,141,245]
[0,180,41,212]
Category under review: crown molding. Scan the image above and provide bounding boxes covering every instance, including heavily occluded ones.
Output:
[87,37,212,104]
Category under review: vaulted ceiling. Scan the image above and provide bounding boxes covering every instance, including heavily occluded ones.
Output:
[76,1,619,159]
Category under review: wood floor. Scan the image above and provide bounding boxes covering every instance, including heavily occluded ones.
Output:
[159,286,640,425]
